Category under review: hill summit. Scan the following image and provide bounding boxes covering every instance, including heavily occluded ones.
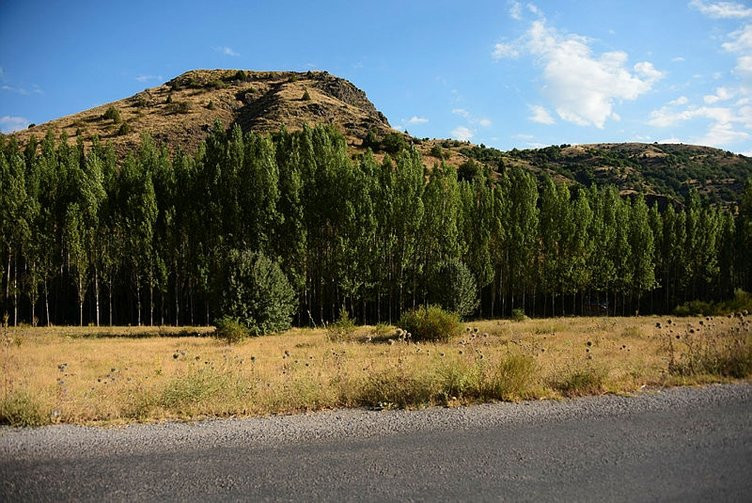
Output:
[17,69,393,155]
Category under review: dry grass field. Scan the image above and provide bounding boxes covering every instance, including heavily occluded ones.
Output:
[1,315,750,426]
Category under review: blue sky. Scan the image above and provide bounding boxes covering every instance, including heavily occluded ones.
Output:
[1,0,751,154]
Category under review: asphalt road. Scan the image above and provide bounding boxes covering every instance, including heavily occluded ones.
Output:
[2,383,751,502]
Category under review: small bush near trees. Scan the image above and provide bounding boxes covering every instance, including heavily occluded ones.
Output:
[327,307,356,342]
[218,250,296,336]
[302,89,311,101]
[362,130,380,150]
[511,309,528,322]
[457,159,482,182]
[214,317,249,344]
[102,106,121,123]
[430,144,445,159]
[674,290,752,316]
[381,132,408,154]
[398,305,462,343]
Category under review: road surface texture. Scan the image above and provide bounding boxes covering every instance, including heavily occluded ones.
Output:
[2,383,751,502]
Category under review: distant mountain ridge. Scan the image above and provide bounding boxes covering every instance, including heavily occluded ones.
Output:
[7,69,752,205]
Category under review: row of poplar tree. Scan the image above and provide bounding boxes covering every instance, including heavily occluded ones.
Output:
[1,123,751,327]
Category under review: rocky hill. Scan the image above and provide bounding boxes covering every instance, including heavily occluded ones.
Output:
[12,69,393,155]
[7,69,752,205]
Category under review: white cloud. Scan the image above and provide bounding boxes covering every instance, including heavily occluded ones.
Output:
[722,24,752,52]
[452,108,492,128]
[135,74,163,83]
[721,24,752,76]
[527,3,542,16]
[635,61,665,82]
[215,46,240,56]
[0,116,31,133]
[509,1,522,20]
[648,105,735,127]
[672,56,686,62]
[648,102,752,147]
[492,42,520,60]
[1,83,42,95]
[736,54,752,76]
[451,126,473,141]
[669,96,689,105]
[696,122,749,146]
[406,116,428,125]
[529,104,555,124]
[522,20,662,128]
[658,137,685,144]
[703,86,735,103]
[690,0,752,19]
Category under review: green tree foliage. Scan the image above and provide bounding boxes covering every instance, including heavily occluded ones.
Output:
[218,249,296,335]
[429,258,478,318]
[0,125,747,327]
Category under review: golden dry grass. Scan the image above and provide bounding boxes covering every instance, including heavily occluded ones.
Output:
[1,315,749,426]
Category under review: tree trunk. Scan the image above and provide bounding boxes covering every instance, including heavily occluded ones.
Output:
[13,256,18,327]
[149,282,154,326]
[94,266,100,327]
[175,274,180,326]
[44,281,50,326]
[137,285,142,326]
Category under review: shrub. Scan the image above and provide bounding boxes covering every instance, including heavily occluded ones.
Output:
[0,390,47,426]
[215,316,250,344]
[166,101,191,114]
[430,144,445,159]
[206,100,215,110]
[487,354,537,401]
[102,106,121,123]
[398,305,462,343]
[116,122,132,136]
[354,367,434,409]
[457,160,482,182]
[511,308,528,322]
[429,259,479,318]
[673,290,752,317]
[554,366,605,397]
[302,89,311,101]
[435,357,481,402]
[381,132,409,154]
[217,250,296,336]
[362,130,380,150]
[327,307,356,342]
